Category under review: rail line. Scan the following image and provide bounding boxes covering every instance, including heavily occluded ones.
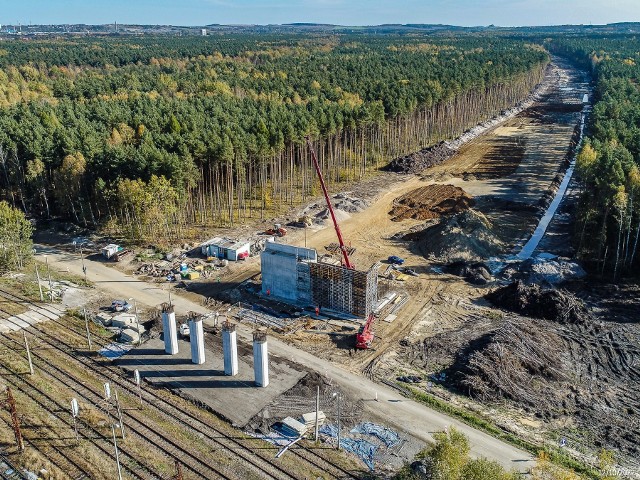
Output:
[0,352,157,480]
[0,289,359,479]
[0,412,90,480]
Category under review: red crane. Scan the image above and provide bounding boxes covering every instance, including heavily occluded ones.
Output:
[355,313,375,349]
[306,137,354,270]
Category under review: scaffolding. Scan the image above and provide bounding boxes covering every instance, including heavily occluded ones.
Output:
[309,262,379,316]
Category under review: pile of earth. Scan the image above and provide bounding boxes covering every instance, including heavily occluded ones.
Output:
[485,281,590,324]
[295,192,369,226]
[389,184,474,222]
[443,261,493,285]
[447,318,570,412]
[385,141,456,174]
[407,209,504,262]
[505,254,587,285]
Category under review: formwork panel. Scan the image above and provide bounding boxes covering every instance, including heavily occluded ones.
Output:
[309,263,378,316]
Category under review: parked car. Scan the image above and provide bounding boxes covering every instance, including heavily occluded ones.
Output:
[388,255,405,265]
[111,300,132,312]
[179,323,190,338]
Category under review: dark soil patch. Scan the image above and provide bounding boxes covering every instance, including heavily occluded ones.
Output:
[389,184,474,222]
[385,141,456,174]
[485,281,590,324]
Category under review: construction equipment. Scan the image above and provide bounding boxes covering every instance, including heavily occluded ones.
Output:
[355,313,375,349]
[265,223,287,237]
[179,323,190,338]
[306,137,354,269]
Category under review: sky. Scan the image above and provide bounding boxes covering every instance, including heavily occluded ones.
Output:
[1,0,639,27]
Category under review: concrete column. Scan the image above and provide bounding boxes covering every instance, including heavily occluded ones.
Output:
[161,303,178,355]
[253,331,269,388]
[222,322,238,376]
[189,316,205,365]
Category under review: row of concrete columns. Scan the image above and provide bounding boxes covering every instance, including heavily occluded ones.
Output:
[160,304,269,387]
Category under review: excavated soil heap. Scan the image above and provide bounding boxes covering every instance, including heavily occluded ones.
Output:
[389,184,474,222]
[485,281,590,324]
[408,209,503,262]
[385,141,456,174]
[451,319,569,410]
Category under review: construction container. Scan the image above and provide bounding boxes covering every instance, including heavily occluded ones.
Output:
[102,244,122,259]
[186,271,200,280]
[200,237,251,261]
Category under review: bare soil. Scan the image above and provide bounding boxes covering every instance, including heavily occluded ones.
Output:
[389,185,474,222]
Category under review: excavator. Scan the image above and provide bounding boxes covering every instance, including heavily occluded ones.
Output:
[306,137,375,350]
[265,223,287,237]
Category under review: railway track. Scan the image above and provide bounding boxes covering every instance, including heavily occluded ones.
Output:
[0,352,158,480]
[0,289,359,479]
[0,412,90,480]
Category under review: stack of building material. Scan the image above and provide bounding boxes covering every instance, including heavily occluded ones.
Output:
[95,312,113,326]
[300,411,325,429]
[120,328,141,344]
[280,417,308,438]
[111,313,138,329]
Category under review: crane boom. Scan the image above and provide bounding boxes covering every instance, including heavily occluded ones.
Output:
[306,137,353,269]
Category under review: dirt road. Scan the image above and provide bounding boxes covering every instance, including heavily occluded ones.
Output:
[35,245,535,471]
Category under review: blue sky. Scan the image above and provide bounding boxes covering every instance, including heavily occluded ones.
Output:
[2,0,638,27]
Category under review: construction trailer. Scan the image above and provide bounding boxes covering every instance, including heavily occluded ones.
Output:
[260,241,378,316]
[200,237,251,261]
[102,244,121,259]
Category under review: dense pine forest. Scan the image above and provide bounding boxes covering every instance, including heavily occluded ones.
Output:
[550,36,640,277]
[0,34,547,241]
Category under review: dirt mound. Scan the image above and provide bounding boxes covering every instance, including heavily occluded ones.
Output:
[485,281,590,324]
[408,209,504,262]
[452,319,569,409]
[389,185,474,222]
[443,261,493,285]
[519,255,587,285]
[385,141,456,174]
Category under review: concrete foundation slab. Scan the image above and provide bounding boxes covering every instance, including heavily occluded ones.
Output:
[22,311,46,323]
[29,306,60,320]
[116,336,306,427]
[17,313,41,325]
[4,316,30,329]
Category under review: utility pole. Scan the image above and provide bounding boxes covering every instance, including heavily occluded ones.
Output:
[83,308,92,350]
[34,262,44,302]
[314,385,320,443]
[71,398,79,443]
[337,393,341,451]
[114,389,125,439]
[23,331,33,375]
[80,245,87,283]
[133,369,142,406]
[6,387,24,452]
[45,255,53,302]
[111,424,123,480]
[133,299,141,346]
